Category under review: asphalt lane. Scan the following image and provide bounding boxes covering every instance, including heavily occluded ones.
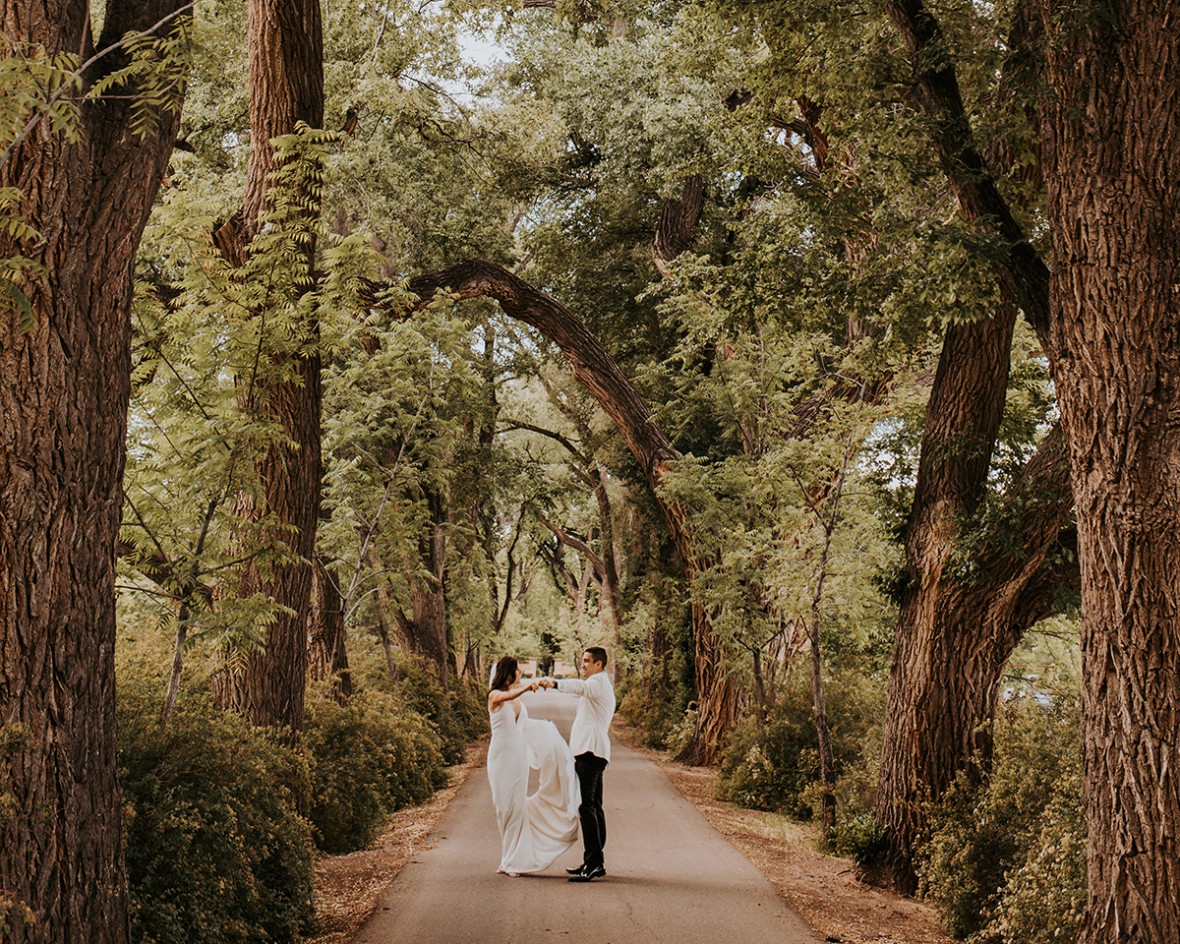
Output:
[354,690,820,944]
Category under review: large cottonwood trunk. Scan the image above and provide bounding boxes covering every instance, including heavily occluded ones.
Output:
[1035,3,1180,938]
[871,0,1080,890]
[875,307,1014,887]
[0,3,188,941]
[875,306,1073,890]
[213,0,324,735]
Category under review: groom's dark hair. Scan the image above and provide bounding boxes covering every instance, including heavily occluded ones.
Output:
[585,647,608,669]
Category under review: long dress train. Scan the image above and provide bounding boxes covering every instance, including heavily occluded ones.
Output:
[486,699,579,873]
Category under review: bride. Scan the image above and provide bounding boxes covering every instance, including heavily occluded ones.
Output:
[486,656,580,876]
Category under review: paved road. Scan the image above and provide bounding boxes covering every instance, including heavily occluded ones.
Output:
[355,690,820,944]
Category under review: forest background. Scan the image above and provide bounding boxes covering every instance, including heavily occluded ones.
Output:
[1,1,1176,944]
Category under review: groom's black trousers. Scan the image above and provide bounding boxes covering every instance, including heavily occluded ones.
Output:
[574,752,608,869]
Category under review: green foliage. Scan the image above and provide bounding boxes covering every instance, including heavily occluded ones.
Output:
[117,687,316,944]
[984,775,1086,944]
[616,573,694,749]
[302,686,448,853]
[918,695,1085,943]
[122,121,380,670]
[831,809,889,868]
[387,654,489,764]
[719,670,884,818]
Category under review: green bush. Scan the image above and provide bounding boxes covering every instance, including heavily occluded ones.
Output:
[985,769,1086,944]
[303,686,449,853]
[832,809,889,867]
[616,651,694,752]
[446,675,490,747]
[117,687,315,944]
[390,655,487,764]
[918,695,1085,943]
[718,672,882,818]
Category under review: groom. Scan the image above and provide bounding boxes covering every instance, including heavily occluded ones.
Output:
[540,647,616,882]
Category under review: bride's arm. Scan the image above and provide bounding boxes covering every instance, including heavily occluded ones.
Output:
[488,680,538,707]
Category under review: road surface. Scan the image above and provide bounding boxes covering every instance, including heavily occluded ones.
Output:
[354,690,820,944]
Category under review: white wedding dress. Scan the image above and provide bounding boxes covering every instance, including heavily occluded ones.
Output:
[487,698,580,873]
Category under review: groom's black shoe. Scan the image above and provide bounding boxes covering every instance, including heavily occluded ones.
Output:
[565,865,587,875]
[568,864,606,882]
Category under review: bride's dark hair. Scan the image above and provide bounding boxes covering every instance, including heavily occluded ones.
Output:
[488,656,519,694]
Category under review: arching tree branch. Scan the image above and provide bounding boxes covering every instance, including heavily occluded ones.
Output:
[536,513,606,583]
[398,260,681,507]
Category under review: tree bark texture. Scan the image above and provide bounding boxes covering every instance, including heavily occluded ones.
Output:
[873,0,1079,890]
[874,304,1074,890]
[212,0,324,735]
[652,175,704,277]
[0,2,189,941]
[400,261,737,763]
[1035,2,1180,939]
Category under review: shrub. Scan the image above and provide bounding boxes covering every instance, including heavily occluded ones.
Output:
[984,768,1086,944]
[918,694,1083,943]
[303,686,448,853]
[390,655,487,764]
[718,672,883,818]
[446,675,490,747]
[117,687,315,944]
[832,809,889,868]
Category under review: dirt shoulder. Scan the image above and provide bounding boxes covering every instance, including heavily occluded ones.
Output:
[305,738,488,944]
[618,728,960,944]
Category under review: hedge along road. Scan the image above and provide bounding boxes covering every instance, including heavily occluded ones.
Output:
[354,689,820,944]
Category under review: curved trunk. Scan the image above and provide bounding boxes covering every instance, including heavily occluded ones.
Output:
[873,0,1076,889]
[0,3,189,940]
[875,305,1073,890]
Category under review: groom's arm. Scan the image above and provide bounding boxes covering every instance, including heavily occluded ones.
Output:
[553,677,588,696]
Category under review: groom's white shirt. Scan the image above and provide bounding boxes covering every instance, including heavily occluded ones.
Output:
[555,672,616,762]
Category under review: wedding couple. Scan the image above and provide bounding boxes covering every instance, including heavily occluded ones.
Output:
[486,647,616,882]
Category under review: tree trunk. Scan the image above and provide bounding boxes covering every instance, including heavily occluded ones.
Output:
[308,555,352,700]
[212,0,324,736]
[875,306,1073,890]
[808,615,837,848]
[364,547,402,683]
[0,3,189,941]
[397,488,449,688]
[871,0,1077,889]
[1035,3,1180,939]
[589,467,625,647]
[652,175,704,277]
